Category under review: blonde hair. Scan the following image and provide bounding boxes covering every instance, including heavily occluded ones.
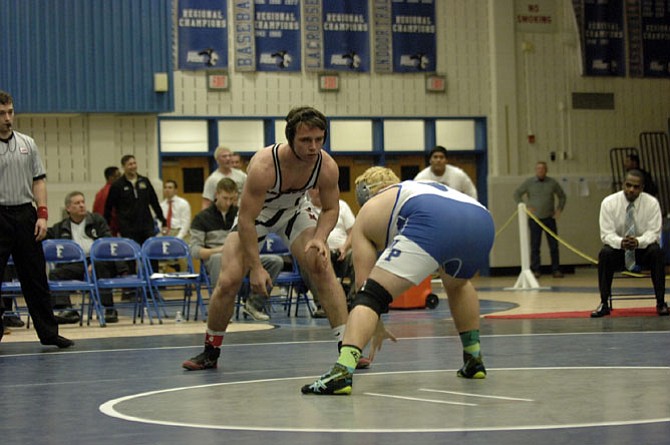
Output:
[355,167,400,195]
[213,146,232,160]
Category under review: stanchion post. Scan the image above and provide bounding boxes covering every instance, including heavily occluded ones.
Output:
[505,203,548,290]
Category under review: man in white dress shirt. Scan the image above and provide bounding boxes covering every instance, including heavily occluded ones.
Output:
[414,145,478,200]
[201,146,247,209]
[591,169,668,317]
[160,180,191,240]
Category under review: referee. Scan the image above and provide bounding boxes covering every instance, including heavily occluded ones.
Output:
[0,90,73,348]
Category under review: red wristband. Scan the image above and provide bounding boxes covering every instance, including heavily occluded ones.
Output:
[37,206,48,220]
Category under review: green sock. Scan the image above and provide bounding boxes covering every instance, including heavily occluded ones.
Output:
[459,330,481,357]
[337,345,362,372]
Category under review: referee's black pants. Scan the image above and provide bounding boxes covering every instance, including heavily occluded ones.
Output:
[0,204,59,342]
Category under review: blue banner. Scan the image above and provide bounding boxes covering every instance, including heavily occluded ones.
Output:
[375,0,436,73]
[627,0,670,78]
[576,0,625,76]
[321,0,370,72]
[178,0,228,70]
[255,0,301,72]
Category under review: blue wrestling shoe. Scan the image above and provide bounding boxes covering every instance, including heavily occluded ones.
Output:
[457,352,487,379]
[301,363,353,395]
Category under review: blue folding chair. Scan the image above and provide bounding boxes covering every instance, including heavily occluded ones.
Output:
[259,233,314,317]
[89,237,159,324]
[1,256,29,327]
[142,236,207,321]
[43,239,104,327]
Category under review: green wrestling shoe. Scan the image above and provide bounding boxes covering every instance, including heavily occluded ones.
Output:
[457,352,487,379]
[301,363,353,395]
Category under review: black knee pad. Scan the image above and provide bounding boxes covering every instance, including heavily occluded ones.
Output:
[351,278,393,316]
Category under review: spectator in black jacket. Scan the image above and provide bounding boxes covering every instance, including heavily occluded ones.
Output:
[104,154,165,247]
[47,191,128,324]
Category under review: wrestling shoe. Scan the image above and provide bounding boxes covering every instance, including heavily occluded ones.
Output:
[182,345,220,371]
[301,363,353,395]
[457,352,487,379]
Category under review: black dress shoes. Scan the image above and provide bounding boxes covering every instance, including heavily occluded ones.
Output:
[590,302,611,318]
[104,308,119,323]
[3,315,25,328]
[54,310,81,325]
[41,335,74,349]
[657,302,669,316]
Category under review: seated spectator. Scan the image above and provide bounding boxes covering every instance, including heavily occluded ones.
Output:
[189,178,283,321]
[591,170,669,318]
[47,191,128,324]
[307,187,356,315]
[624,153,658,197]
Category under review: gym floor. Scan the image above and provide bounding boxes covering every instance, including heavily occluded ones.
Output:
[1,267,668,445]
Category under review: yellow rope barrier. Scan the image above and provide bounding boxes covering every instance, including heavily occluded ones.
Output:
[520,207,649,278]
[495,206,655,278]
[494,208,518,239]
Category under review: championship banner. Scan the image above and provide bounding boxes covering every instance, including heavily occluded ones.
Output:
[255,0,302,72]
[178,0,228,70]
[627,0,670,78]
[573,0,625,76]
[374,0,436,73]
[305,0,370,72]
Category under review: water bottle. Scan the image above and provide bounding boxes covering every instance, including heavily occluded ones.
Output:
[143,307,149,320]
[175,310,183,323]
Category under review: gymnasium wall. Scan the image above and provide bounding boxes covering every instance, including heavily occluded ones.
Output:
[10,0,670,269]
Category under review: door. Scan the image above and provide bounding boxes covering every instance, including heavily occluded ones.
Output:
[161,156,211,215]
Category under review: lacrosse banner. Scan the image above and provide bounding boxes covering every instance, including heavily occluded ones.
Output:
[305,0,370,72]
[178,0,228,70]
[373,0,436,73]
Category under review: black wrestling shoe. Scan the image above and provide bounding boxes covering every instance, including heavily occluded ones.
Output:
[301,363,353,395]
[657,302,669,316]
[182,345,220,370]
[457,352,487,379]
[41,336,74,349]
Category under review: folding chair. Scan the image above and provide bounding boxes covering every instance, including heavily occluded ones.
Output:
[43,239,104,327]
[1,256,28,327]
[260,233,314,317]
[142,236,207,321]
[90,237,159,324]
[196,264,212,321]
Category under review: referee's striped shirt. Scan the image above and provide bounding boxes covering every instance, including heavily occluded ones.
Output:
[0,131,46,205]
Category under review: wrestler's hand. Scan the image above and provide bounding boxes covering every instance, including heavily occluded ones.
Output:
[35,218,48,241]
[368,319,397,362]
[249,266,273,297]
[304,238,330,271]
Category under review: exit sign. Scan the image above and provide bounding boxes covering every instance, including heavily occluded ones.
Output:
[207,71,229,91]
[319,74,340,92]
[426,74,446,93]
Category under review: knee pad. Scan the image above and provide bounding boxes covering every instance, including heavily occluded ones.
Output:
[351,278,393,316]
